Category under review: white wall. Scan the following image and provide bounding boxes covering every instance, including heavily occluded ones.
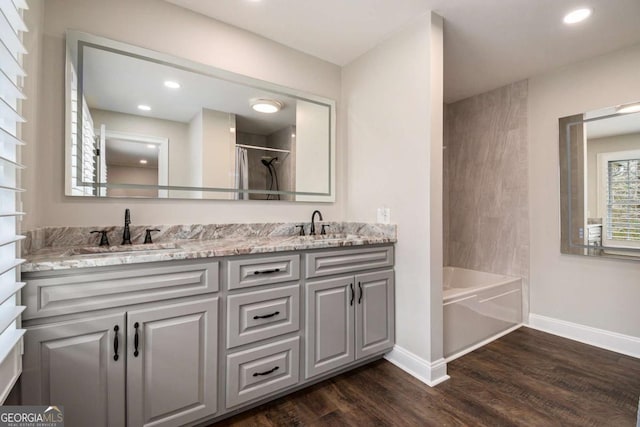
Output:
[343,13,445,374]
[295,100,329,200]
[529,43,640,338]
[23,0,343,229]
[201,108,236,198]
[107,165,158,198]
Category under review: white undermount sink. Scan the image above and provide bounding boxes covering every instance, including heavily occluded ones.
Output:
[62,242,180,257]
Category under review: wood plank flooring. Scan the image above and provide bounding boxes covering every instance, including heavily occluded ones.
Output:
[213,328,640,426]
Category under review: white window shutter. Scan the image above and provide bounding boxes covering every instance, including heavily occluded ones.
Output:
[0,0,28,403]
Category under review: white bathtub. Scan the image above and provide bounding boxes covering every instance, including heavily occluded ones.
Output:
[443,267,522,361]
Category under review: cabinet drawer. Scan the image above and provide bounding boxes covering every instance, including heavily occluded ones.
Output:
[226,337,300,408]
[228,254,300,290]
[227,285,300,348]
[305,246,394,278]
[23,261,219,320]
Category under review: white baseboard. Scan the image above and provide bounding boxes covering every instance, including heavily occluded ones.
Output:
[384,345,450,387]
[528,314,640,359]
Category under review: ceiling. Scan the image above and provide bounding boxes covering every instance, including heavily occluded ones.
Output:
[165,0,640,103]
[587,113,640,140]
[105,138,159,168]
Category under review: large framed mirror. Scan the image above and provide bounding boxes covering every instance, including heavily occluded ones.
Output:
[65,31,335,202]
[560,102,640,258]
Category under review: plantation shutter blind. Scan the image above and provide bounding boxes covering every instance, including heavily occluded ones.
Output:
[0,0,28,403]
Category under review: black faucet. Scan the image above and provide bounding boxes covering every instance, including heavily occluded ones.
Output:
[122,208,132,245]
[90,230,110,246]
[144,228,160,244]
[309,210,323,235]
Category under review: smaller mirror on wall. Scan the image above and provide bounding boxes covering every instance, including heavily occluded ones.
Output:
[64,31,335,202]
[560,101,640,258]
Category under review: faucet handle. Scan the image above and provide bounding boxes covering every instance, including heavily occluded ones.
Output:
[320,224,330,235]
[295,225,306,236]
[144,229,161,244]
[91,230,110,247]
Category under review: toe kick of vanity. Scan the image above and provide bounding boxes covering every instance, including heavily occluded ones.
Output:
[20,243,395,427]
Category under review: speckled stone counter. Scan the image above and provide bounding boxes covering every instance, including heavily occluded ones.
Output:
[22,222,396,272]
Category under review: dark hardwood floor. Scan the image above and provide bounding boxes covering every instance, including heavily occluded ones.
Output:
[213,328,640,426]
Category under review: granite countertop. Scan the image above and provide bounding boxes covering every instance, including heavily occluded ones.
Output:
[21,222,397,272]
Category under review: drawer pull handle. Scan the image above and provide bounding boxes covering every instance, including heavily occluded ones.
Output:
[349,283,354,306]
[253,366,279,377]
[113,325,119,361]
[253,311,280,320]
[134,322,140,357]
[253,268,281,275]
[358,282,363,304]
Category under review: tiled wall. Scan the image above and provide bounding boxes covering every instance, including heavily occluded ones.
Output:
[444,80,529,313]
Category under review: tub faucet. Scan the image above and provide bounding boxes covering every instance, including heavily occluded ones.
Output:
[122,208,132,245]
[309,210,323,235]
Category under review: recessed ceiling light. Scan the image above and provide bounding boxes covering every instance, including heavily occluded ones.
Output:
[563,8,592,24]
[291,133,296,138]
[250,99,283,114]
[140,159,148,164]
[138,104,151,111]
[617,103,640,114]
[164,80,180,89]
[230,127,236,133]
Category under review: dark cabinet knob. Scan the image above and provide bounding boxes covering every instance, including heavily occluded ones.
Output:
[113,325,119,361]
[134,322,140,357]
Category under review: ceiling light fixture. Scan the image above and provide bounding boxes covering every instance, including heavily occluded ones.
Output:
[164,80,181,89]
[563,8,592,24]
[147,144,156,149]
[250,99,283,114]
[137,104,151,111]
[617,103,640,114]
[139,159,148,164]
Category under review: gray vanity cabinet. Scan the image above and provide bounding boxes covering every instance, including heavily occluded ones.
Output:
[22,298,218,427]
[355,270,395,359]
[305,269,395,379]
[126,297,218,427]
[21,261,220,427]
[22,312,126,427]
[21,245,395,425]
[304,276,355,378]
[224,254,302,409]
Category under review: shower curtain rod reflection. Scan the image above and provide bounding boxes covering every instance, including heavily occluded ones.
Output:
[236,143,290,154]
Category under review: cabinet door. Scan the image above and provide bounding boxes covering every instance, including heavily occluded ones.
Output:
[305,276,354,379]
[355,270,395,359]
[22,313,126,427]
[127,297,218,427]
